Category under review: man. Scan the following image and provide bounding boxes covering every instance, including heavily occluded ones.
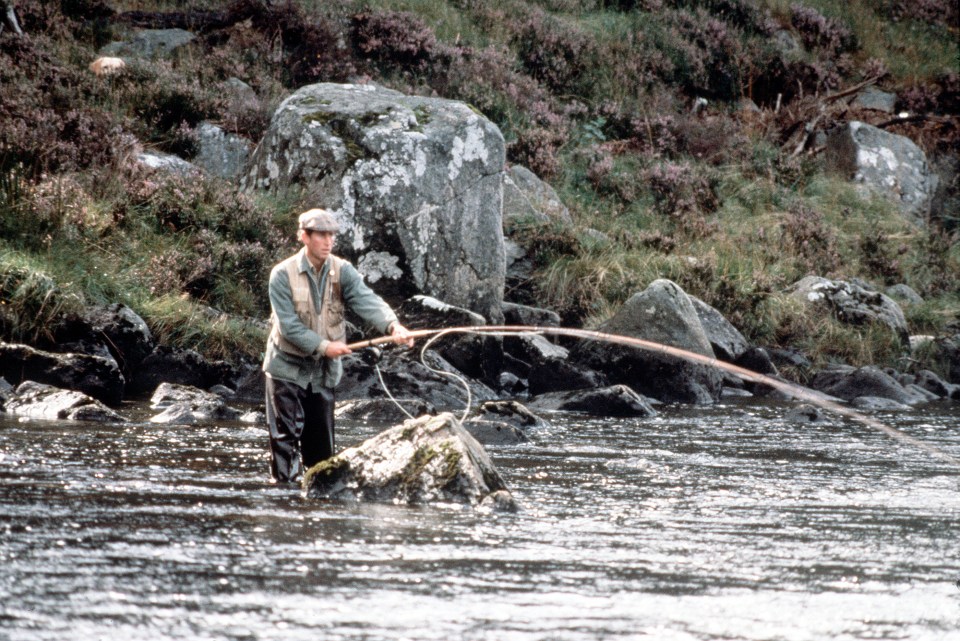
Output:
[263,208,413,483]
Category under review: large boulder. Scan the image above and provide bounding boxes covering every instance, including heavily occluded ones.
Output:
[303,412,516,508]
[787,276,908,342]
[0,343,124,406]
[81,303,155,390]
[824,121,938,225]
[3,381,127,423]
[242,82,506,322]
[570,279,723,404]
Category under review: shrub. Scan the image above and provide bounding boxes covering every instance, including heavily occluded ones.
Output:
[351,10,437,72]
[513,12,598,95]
[789,4,858,57]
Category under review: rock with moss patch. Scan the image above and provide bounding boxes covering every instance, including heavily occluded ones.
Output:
[303,412,515,508]
[241,82,506,322]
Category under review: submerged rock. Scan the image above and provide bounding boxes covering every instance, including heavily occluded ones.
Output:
[303,412,515,508]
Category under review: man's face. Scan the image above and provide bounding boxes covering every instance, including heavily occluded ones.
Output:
[301,229,335,265]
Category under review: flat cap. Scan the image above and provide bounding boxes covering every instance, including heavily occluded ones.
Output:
[298,208,340,232]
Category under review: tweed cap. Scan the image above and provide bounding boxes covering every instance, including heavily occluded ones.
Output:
[298,208,340,232]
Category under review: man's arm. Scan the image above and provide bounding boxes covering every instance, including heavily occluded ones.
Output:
[340,263,414,347]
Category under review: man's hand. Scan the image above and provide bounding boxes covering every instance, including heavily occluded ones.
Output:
[389,322,415,348]
[323,341,353,358]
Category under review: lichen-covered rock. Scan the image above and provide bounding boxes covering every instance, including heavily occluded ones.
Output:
[303,412,515,508]
[824,121,938,225]
[502,164,572,225]
[787,276,908,342]
[194,122,253,180]
[4,381,127,423]
[242,82,506,322]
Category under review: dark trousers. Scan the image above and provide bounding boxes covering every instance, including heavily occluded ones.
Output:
[264,377,335,483]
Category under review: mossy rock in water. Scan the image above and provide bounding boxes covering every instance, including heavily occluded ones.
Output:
[303,412,516,509]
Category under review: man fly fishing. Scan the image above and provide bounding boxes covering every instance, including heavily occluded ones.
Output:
[262,208,414,484]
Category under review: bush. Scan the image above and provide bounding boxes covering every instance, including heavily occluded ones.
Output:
[351,10,437,72]
[789,4,858,57]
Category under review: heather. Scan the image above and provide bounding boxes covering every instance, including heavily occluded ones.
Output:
[0,0,957,377]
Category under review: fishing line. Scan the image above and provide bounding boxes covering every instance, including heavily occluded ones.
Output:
[349,324,960,468]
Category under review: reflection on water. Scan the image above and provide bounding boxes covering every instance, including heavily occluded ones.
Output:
[1,398,959,640]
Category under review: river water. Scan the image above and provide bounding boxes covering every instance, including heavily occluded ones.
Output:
[1,397,958,641]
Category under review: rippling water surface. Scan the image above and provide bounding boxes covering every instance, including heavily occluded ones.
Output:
[1,397,958,640]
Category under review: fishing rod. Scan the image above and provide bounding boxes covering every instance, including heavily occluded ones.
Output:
[348,324,960,468]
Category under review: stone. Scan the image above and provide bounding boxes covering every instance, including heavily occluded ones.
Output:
[501,302,561,328]
[787,275,908,342]
[528,384,657,418]
[4,381,127,423]
[462,419,528,445]
[502,164,572,225]
[193,122,253,181]
[303,412,515,508]
[469,400,551,430]
[824,121,938,225]
[137,151,198,176]
[335,398,436,423]
[809,366,929,405]
[570,279,722,404]
[690,296,750,362]
[99,28,196,59]
[242,82,506,322]
[0,342,124,406]
[851,87,897,113]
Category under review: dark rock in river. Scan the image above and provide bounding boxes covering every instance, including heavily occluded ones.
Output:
[809,366,929,405]
[4,381,127,423]
[0,343,124,406]
[303,412,516,509]
[528,384,657,418]
[570,279,723,404]
[338,349,498,412]
[394,295,503,387]
[506,333,605,395]
[130,345,236,396]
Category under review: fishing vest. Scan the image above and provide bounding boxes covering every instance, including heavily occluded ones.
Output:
[269,252,346,357]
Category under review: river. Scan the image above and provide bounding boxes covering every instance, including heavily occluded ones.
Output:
[1,397,958,640]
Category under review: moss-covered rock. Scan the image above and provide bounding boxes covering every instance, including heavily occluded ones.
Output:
[303,412,515,509]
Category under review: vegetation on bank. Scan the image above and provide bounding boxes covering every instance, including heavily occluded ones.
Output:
[0,0,957,379]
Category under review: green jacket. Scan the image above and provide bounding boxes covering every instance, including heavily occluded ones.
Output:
[262,248,398,389]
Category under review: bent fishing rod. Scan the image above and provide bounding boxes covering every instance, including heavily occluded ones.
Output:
[347,324,960,468]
